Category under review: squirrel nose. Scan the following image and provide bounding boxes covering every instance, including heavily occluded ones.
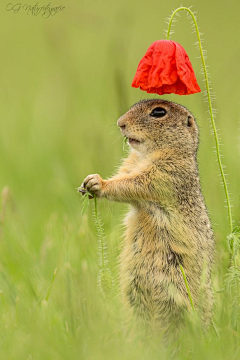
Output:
[117,116,126,130]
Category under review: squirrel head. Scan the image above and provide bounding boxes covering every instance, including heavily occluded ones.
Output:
[117,99,199,156]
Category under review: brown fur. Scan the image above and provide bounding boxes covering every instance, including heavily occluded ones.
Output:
[81,99,215,335]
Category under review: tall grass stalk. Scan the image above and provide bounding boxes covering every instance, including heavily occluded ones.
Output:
[166,6,240,331]
[45,268,57,302]
[179,265,195,312]
[80,191,113,298]
[93,194,113,298]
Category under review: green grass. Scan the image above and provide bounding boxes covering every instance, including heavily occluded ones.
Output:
[0,0,240,358]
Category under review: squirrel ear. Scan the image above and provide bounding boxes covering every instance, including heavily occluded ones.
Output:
[187,116,194,128]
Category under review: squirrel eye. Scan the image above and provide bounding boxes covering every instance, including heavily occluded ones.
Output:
[150,107,167,118]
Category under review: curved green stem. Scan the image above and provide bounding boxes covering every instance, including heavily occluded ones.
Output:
[93,195,113,298]
[167,7,233,234]
[94,194,105,269]
[179,265,195,312]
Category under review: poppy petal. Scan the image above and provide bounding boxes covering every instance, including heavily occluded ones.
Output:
[132,40,201,96]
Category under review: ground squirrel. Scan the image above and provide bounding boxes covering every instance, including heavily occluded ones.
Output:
[80,99,215,334]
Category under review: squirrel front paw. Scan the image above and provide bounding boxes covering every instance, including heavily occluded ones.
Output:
[78,174,103,198]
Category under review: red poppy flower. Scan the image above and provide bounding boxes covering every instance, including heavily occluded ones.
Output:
[132,40,201,95]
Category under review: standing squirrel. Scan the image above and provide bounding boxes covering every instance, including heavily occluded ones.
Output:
[80,99,215,334]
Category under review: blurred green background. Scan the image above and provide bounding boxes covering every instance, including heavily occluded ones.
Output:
[0,0,239,359]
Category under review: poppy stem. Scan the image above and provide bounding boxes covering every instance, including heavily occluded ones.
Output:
[166,7,233,234]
